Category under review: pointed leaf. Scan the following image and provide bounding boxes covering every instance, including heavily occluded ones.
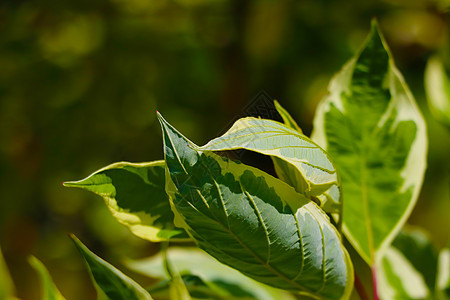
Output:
[274,100,303,133]
[127,247,296,300]
[0,246,15,300]
[197,117,342,214]
[377,247,429,300]
[158,113,353,300]
[64,161,188,242]
[312,21,427,264]
[29,256,66,300]
[425,56,450,129]
[70,235,153,300]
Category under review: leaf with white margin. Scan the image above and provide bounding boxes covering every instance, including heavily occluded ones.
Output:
[126,247,296,300]
[312,21,427,265]
[197,117,342,214]
[377,246,429,300]
[437,248,450,299]
[64,161,189,242]
[158,113,353,300]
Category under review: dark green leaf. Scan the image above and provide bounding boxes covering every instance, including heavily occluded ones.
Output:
[158,113,353,300]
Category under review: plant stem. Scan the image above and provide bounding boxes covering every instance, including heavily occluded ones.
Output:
[161,241,174,279]
[354,273,369,300]
[371,266,379,300]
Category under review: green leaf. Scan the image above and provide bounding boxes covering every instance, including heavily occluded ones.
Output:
[425,56,450,129]
[0,246,15,300]
[70,234,153,300]
[158,113,353,300]
[197,117,342,214]
[437,248,450,300]
[274,100,303,133]
[64,161,188,242]
[377,246,429,300]
[392,228,438,292]
[126,247,296,300]
[311,21,427,264]
[28,256,66,300]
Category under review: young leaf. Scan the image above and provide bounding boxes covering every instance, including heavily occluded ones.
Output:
[64,161,188,242]
[197,117,342,214]
[274,100,303,133]
[158,113,353,300]
[126,247,296,300]
[376,247,429,299]
[425,56,450,129]
[70,234,153,300]
[311,21,427,264]
[28,256,66,300]
[437,248,450,299]
[0,246,15,300]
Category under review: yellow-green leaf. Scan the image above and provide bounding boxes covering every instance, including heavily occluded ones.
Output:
[312,21,427,265]
[29,256,66,300]
[64,161,188,242]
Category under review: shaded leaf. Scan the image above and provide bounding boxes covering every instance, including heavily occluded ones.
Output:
[70,234,153,300]
[158,113,353,300]
[127,247,296,300]
[425,56,450,129]
[377,246,429,299]
[64,161,188,242]
[29,256,66,300]
[198,117,342,214]
[312,21,427,264]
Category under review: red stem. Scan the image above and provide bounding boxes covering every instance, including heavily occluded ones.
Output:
[372,266,379,300]
[354,272,369,300]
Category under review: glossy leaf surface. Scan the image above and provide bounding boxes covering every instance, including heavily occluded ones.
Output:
[158,113,353,300]
[312,21,427,264]
[64,161,188,242]
[127,247,295,300]
[29,256,66,300]
[198,117,341,213]
[71,235,152,300]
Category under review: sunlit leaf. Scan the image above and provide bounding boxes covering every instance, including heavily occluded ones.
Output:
[425,56,450,129]
[127,247,296,300]
[64,161,189,242]
[0,246,15,300]
[312,21,427,264]
[437,248,450,300]
[158,113,353,300]
[198,117,342,214]
[28,256,66,300]
[377,247,429,300]
[274,100,303,133]
[70,234,153,300]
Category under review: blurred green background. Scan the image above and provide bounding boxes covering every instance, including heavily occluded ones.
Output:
[0,0,449,298]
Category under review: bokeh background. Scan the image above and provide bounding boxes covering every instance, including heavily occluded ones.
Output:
[0,0,449,298]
